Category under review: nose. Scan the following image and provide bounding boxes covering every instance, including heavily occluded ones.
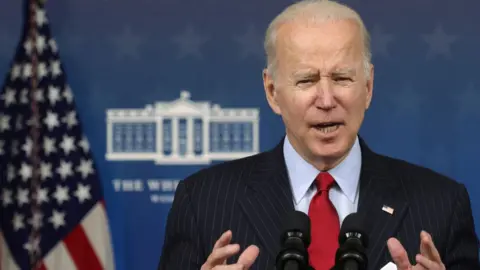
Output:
[314,79,336,110]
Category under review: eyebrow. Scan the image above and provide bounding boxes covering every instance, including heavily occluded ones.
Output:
[332,67,356,76]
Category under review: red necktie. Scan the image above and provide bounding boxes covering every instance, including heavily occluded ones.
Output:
[308,172,340,270]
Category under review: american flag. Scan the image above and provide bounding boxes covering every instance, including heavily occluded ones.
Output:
[0,1,114,269]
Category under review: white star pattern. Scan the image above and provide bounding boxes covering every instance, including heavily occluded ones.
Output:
[36,35,47,54]
[16,188,29,207]
[4,88,16,107]
[0,140,3,155]
[12,213,25,231]
[24,40,33,55]
[49,210,66,230]
[370,24,394,58]
[57,160,73,180]
[38,62,48,79]
[112,26,144,60]
[388,83,423,117]
[50,60,62,78]
[22,63,32,80]
[10,64,21,81]
[77,159,94,179]
[62,111,78,129]
[7,164,15,182]
[40,162,53,181]
[60,135,76,154]
[0,114,10,131]
[20,89,28,104]
[29,211,44,230]
[35,88,44,102]
[48,86,61,105]
[44,111,59,130]
[53,185,69,205]
[19,162,32,182]
[36,8,48,27]
[1,189,13,207]
[22,137,32,156]
[78,137,90,153]
[233,24,264,60]
[63,86,73,103]
[43,136,56,156]
[422,24,457,59]
[74,184,91,203]
[172,25,208,59]
[35,187,49,205]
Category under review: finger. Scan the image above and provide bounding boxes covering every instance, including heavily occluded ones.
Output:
[415,254,437,269]
[420,231,442,263]
[214,230,233,249]
[237,245,260,268]
[205,244,241,267]
[211,264,245,270]
[387,238,412,270]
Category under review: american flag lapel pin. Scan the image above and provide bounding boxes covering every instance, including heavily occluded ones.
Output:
[382,205,394,215]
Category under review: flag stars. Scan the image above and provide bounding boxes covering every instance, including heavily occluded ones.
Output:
[4,88,16,107]
[53,185,69,205]
[57,160,73,179]
[35,187,49,205]
[50,60,62,78]
[24,40,33,55]
[43,136,56,155]
[62,111,78,129]
[19,162,32,181]
[63,86,73,103]
[16,188,29,207]
[1,189,13,207]
[0,114,10,131]
[77,159,94,179]
[29,211,44,229]
[49,210,66,230]
[48,86,61,105]
[60,135,76,154]
[75,184,91,203]
[23,237,40,254]
[13,212,26,231]
[35,89,44,102]
[234,24,264,60]
[36,8,48,27]
[22,137,33,156]
[0,140,4,155]
[20,89,29,104]
[44,111,59,130]
[36,35,47,54]
[49,39,58,53]
[38,62,48,79]
[40,162,53,181]
[10,64,21,80]
[78,137,90,153]
[7,164,15,181]
[22,63,32,80]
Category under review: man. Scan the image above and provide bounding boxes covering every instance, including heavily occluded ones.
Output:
[157,0,480,269]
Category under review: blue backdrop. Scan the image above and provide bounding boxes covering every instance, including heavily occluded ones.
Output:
[1,0,479,269]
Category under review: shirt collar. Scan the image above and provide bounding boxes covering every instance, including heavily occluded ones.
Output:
[283,135,362,204]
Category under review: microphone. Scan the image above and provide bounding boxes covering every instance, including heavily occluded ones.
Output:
[275,210,312,270]
[334,213,368,270]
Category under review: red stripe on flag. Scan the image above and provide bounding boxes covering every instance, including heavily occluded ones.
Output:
[63,225,103,270]
[36,262,47,270]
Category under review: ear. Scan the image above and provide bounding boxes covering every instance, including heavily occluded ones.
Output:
[365,63,374,109]
[263,69,282,115]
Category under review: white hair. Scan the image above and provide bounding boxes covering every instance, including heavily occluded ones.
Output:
[264,0,372,80]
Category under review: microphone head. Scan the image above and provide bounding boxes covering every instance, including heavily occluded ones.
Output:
[280,210,311,247]
[339,212,368,248]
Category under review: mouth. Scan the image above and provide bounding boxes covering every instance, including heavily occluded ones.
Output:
[312,122,343,134]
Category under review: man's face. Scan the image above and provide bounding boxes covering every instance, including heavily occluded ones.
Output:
[263,19,374,170]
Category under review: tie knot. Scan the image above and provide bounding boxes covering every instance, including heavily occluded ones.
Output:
[314,172,335,192]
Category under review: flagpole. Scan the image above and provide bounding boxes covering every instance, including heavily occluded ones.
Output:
[27,0,42,268]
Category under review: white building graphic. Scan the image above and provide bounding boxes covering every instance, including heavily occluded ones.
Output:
[106,91,260,164]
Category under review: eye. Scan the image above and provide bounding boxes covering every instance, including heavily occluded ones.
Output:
[334,77,351,81]
[297,79,314,85]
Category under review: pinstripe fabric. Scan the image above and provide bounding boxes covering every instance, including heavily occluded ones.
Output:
[157,136,480,270]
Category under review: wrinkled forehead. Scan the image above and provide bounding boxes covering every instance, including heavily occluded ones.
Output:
[275,19,364,72]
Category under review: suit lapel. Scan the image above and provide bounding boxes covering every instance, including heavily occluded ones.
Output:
[238,139,295,261]
[357,138,409,270]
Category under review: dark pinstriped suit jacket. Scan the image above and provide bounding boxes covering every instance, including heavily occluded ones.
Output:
[158,137,480,270]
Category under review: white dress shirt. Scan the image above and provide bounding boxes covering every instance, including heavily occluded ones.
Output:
[283,135,362,225]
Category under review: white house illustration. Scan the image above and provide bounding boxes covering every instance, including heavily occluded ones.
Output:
[106,91,260,164]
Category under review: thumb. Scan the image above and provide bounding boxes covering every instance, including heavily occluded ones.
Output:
[387,238,412,270]
[237,245,260,269]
